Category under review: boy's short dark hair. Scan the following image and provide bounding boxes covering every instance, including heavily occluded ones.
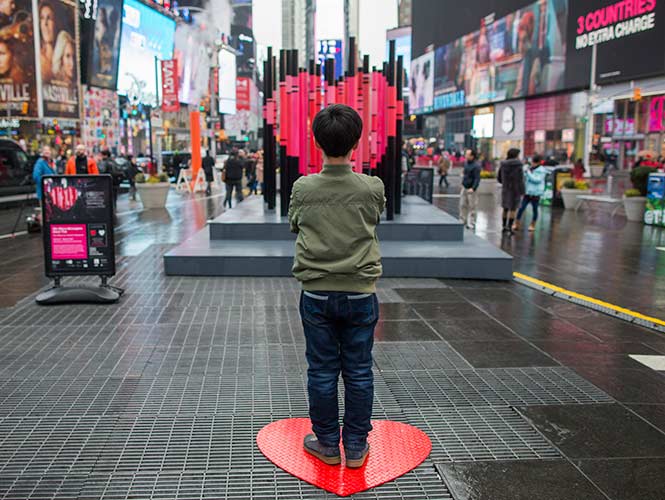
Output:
[466,149,478,160]
[312,104,362,158]
[532,154,543,164]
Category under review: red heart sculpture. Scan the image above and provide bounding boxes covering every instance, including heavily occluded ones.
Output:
[256,419,431,497]
[47,186,79,211]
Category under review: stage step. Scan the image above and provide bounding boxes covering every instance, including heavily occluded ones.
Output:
[208,196,464,242]
[164,230,513,280]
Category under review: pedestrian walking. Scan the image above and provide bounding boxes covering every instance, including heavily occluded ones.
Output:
[65,144,99,175]
[32,146,55,222]
[256,149,264,194]
[438,151,450,188]
[513,154,546,232]
[202,150,215,196]
[288,104,385,469]
[223,150,244,208]
[498,148,524,234]
[98,149,122,204]
[459,149,481,230]
[126,155,140,201]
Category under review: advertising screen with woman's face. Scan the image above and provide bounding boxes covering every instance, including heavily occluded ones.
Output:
[0,0,38,116]
[37,0,79,118]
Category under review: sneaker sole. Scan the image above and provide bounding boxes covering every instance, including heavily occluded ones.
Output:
[345,451,369,469]
[304,446,341,466]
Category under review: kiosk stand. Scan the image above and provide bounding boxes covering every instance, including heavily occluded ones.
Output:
[36,175,124,305]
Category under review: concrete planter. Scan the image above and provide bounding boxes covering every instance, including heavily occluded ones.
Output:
[477,178,498,195]
[137,182,170,209]
[560,188,591,210]
[623,195,646,222]
[590,164,605,178]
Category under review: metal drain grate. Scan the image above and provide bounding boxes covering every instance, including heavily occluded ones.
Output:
[0,474,85,500]
[404,406,560,462]
[382,367,614,408]
[374,342,472,371]
[78,467,452,499]
[0,416,116,475]
[0,377,140,418]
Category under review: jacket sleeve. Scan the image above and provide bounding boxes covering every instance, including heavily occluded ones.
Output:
[497,165,503,184]
[288,181,301,234]
[32,160,43,185]
[518,165,525,195]
[89,160,99,175]
[65,158,74,175]
[373,177,386,216]
[472,165,481,190]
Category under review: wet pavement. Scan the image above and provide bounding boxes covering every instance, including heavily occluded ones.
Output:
[0,180,664,498]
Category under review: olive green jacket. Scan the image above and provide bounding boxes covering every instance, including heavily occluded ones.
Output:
[288,164,386,293]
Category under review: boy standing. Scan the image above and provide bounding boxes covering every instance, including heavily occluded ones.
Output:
[288,104,385,469]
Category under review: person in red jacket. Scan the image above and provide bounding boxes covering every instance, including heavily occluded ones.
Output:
[65,144,99,175]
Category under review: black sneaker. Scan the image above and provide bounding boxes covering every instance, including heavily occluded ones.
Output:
[303,434,341,465]
[345,444,370,468]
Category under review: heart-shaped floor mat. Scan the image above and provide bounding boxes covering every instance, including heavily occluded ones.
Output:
[256,418,431,497]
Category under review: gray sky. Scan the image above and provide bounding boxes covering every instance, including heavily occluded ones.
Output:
[253,0,399,66]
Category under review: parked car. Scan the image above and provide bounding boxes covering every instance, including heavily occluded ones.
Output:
[0,139,37,197]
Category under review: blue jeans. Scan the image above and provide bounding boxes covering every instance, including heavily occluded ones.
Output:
[300,290,379,451]
[517,195,540,222]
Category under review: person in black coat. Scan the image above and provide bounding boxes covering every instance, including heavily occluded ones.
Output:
[498,148,525,234]
[223,150,245,208]
[202,151,215,196]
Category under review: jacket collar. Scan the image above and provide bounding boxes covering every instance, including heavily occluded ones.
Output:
[322,164,353,175]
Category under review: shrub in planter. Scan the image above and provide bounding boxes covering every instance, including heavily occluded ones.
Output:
[623,168,654,222]
[560,179,591,209]
[477,170,498,194]
[135,172,170,208]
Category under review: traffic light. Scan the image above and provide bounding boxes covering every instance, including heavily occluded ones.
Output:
[634,87,642,101]
[199,102,205,112]
[131,104,138,116]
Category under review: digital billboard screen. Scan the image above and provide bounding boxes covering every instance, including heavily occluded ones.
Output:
[565,0,665,87]
[317,39,343,80]
[412,0,665,111]
[430,0,568,112]
[117,0,175,104]
[218,48,237,114]
[409,51,434,114]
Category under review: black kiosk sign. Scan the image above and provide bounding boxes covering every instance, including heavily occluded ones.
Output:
[37,175,121,304]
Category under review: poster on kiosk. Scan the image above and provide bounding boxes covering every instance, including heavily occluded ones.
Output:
[37,175,122,304]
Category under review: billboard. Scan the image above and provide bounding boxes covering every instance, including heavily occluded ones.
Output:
[236,76,250,111]
[565,0,665,86]
[218,48,237,114]
[117,0,175,104]
[413,0,665,110]
[86,0,123,90]
[81,86,120,155]
[36,0,80,118]
[430,0,568,112]
[317,39,343,80]
[42,175,116,277]
[0,0,38,117]
[409,51,434,114]
[160,59,179,112]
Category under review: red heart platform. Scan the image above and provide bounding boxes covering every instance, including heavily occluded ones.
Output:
[256,418,431,497]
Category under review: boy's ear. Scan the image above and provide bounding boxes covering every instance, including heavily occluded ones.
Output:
[314,140,323,151]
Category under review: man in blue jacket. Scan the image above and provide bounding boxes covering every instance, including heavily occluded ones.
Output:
[32,146,55,202]
[459,149,481,230]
